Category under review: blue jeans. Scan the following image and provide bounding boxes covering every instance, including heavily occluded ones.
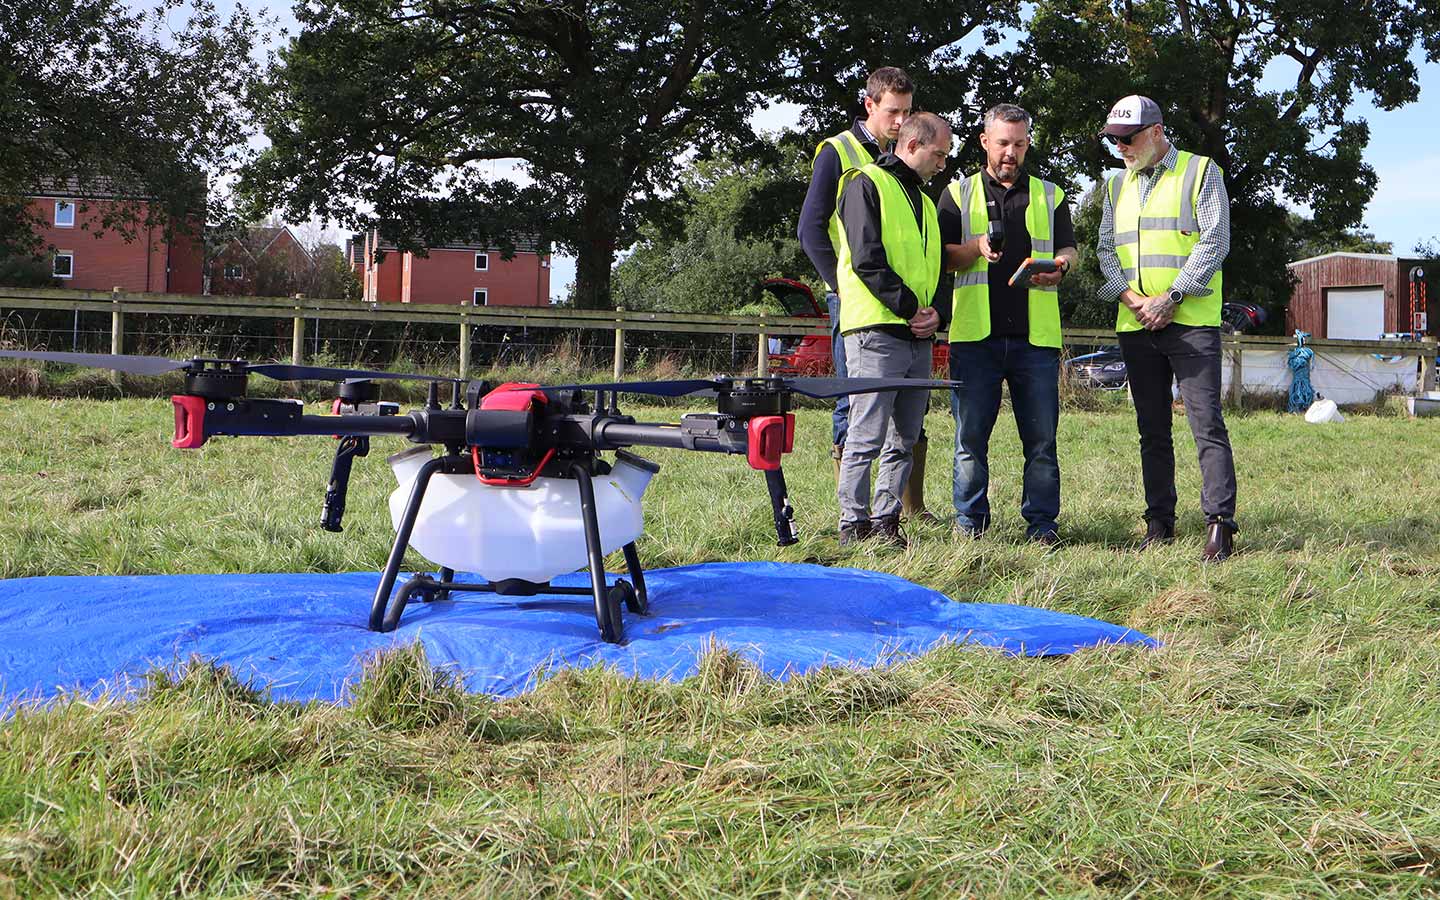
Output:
[949,336,1061,537]
[827,292,848,446]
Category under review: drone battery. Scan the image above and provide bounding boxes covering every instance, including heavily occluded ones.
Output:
[464,409,534,448]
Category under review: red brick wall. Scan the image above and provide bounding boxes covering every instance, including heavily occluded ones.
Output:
[25,197,204,293]
[404,248,550,306]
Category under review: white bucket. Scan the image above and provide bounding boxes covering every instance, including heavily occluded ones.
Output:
[1304,397,1345,424]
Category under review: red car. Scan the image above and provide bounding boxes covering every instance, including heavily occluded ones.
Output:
[763,277,949,376]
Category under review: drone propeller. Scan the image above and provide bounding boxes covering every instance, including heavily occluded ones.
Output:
[552,375,958,400]
[0,350,457,383]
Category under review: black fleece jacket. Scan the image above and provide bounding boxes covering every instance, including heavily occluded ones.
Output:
[796,120,881,292]
[835,152,939,339]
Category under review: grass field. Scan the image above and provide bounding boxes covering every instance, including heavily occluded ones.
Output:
[1,387,1438,896]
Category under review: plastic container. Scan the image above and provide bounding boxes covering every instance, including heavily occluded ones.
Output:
[387,447,659,583]
[1304,397,1345,424]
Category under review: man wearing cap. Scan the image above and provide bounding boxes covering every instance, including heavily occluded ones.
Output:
[833,112,951,548]
[1096,94,1238,561]
[798,66,938,522]
[939,102,1077,546]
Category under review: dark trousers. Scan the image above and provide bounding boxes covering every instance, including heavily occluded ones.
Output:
[1118,324,1237,527]
[948,336,1061,537]
[827,292,849,446]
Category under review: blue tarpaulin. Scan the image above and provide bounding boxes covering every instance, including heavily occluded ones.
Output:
[0,562,1156,705]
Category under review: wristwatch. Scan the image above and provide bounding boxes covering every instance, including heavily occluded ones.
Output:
[1167,289,1184,305]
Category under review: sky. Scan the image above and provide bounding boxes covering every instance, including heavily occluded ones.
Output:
[154,1,1440,297]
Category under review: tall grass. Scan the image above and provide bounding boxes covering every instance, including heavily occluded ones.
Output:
[1,395,1438,895]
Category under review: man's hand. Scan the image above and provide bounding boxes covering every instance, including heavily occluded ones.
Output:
[976,235,1002,263]
[1141,294,1177,331]
[1030,255,1072,288]
[909,306,940,339]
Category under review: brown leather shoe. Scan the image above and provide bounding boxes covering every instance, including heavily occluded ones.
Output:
[1201,520,1237,561]
[1139,519,1175,550]
[871,514,908,550]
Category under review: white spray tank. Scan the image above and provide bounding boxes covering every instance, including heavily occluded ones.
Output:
[387,447,659,584]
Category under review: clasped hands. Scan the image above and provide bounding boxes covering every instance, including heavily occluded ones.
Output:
[1131,293,1177,331]
[909,305,940,339]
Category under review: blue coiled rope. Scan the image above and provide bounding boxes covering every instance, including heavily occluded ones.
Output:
[1287,330,1315,413]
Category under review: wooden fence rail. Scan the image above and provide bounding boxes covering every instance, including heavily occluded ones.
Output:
[1,286,1435,391]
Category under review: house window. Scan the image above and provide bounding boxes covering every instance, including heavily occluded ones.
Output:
[53,252,74,278]
[54,201,75,228]
[472,289,488,306]
[474,253,488,271]
[224,264,244,279]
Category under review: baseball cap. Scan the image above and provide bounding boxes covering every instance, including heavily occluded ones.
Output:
[1099,95,1162,138]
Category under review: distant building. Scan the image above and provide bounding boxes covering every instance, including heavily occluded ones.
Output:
[208,225,313,296]
[19,180,204,293]
[1287,252,1438,340]
[346,234,551,306]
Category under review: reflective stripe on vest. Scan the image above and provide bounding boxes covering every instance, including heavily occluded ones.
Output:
[835,164,940,334]
[1111,150,1223,331]
[946,172,1064,348]
[814,130,876,259]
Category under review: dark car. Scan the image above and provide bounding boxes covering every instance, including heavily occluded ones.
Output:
[1066,345,1128,390]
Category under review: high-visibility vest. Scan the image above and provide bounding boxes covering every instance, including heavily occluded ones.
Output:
[813,130,875,255]
[946,173,1064,348]
[1109,150,1223,331]
[835,163,940,334]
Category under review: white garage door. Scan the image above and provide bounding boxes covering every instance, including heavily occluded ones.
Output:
[1325,287,1385,340]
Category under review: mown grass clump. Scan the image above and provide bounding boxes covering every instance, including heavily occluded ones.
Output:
[1,396,1438,895]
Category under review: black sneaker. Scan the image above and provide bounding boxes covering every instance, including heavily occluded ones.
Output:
[838,520,872,547]
[871,514,908,549]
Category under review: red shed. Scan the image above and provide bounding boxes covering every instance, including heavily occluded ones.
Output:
[1286,252,1439,340]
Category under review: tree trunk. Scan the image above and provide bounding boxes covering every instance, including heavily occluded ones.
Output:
[572,182,627,310]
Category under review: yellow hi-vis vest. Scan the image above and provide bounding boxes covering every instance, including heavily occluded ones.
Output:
[814,130,876,255]
[1110,150,1223,331]
[835,163,940,334]
[947,173,1064,348]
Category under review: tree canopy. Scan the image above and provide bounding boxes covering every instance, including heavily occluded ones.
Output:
[240,0,1000,309]
[1013,0,1439,320]
[0,0,260,259]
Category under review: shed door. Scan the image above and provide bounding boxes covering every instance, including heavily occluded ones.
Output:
[1325,286,1385,340]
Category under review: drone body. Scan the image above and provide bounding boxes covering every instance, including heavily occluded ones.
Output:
[0,349,956,643]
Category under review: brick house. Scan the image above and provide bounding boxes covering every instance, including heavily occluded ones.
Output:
[20,183,205,293]
[347,233,552,306]
[208,224,313,296]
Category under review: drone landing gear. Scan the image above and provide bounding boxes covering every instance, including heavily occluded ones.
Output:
[366,456,649,643]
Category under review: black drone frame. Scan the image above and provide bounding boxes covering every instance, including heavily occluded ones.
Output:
[0,350,954,644]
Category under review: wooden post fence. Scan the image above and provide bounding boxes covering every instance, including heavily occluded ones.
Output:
[459,316,471,377]
[756,330,769,377]
[1422,337,1438,393]
[613,307,625,380]
[291,294,307,366]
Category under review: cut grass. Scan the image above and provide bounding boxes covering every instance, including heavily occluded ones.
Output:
[1,393,1439,896]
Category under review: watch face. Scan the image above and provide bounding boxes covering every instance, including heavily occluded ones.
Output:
[1168,290,1183,303]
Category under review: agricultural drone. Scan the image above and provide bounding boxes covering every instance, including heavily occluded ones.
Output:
[0,350,954,643]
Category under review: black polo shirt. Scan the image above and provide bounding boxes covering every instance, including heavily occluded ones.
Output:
[937,170,1075,338]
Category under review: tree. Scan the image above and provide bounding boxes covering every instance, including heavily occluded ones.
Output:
[0,0,261,259]
[1288,213,1393,261]
[613,155,812,315]
[240,0,1003,310]
[1012,0,1438,317]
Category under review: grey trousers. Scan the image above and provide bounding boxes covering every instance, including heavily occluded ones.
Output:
[837,329,933,526]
